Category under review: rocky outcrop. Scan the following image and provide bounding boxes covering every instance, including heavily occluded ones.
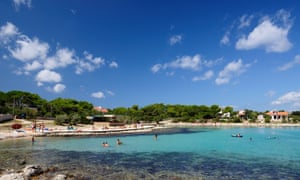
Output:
[0,173,24,180]
[0,164,68,180]
[52,174,67,180]
[23,164,43,177]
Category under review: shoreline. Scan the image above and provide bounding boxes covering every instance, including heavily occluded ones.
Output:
[1,122,300,141]
[164,122,300,127]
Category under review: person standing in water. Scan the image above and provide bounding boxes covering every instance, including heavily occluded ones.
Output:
[31,135,35,144]
[154,134,158,140]
[117,138,122,145]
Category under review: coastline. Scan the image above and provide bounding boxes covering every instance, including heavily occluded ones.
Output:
[1,121,300,141]
[163,121,300,127]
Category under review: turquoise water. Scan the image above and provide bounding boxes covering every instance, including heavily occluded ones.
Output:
[1,127,300,179]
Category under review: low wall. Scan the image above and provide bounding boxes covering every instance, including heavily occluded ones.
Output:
[0,114,13,122]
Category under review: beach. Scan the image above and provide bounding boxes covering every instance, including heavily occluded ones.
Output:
[0,119,159,141]
[1,119,300,141]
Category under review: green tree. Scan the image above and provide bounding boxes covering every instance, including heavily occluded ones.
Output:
[55,114,69,125]
[70,113,81,125]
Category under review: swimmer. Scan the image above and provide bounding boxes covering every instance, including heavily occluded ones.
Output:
[31,135,35,144]
[102,142,109,147]
[154,134,158,140]
[117,138,122,145]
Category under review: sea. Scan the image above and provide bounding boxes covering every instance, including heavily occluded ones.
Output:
[1,127,300,179]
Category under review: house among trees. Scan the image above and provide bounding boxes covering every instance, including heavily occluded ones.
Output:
[266,111,289,122]
[92,106,123,127]
[238,110,246,120]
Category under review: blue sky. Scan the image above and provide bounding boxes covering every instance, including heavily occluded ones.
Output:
[0,0,300,111]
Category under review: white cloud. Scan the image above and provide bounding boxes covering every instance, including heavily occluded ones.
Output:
[166,71,175,76]
[35,69,62,84]
[106,90,115,96]
[169,35,182,45]
[91,91,105,99]
[271,91,300,107]
[53,83,66,93]
[266,90,276,97]
[238,14,253,29]
[75,51,105,74]
[0,22,18,44]
[44,48,76,69]
[24,60,42,72]
[220,31,230,45]
[13,0,32,9]
[0,22,117,93]
[192,70,214,82]
[168,54,201,70]
[235,10,292,53]
[278,55,300,71]
[9,36,49,62]
[215,59,250,85]
[151,64,162,73]
[151,54,220,75]
[109,61,118,68]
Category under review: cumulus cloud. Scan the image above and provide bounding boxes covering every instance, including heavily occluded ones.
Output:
[53,83,66,93]
[13,0,32,9]
[45,83,66,93]
[238,14,254,29]
[152,54,202,73]
[35,69,62,84]
[44,48,76,70]
[220,31,230,45]
[215,59,250,85]
[151,64,162,73]
[192,70,214,82]
[9,36,49,62]
[169,35,182,45]
[151,54,221,79]
[235,9,292,53]
[24,60,42,72]
[91,91,105,99]
[75,51,105,74]
[278,55,300,71]
[271,91,300,107]
[0,22,19,44]
[0,22,118,93]
[109,61,118,68]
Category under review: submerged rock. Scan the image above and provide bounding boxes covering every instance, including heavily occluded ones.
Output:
[0,173,24,180]
[52,174,66,180]
[23,165,43,177]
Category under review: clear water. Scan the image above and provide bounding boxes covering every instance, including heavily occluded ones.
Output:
[1,127,300,179]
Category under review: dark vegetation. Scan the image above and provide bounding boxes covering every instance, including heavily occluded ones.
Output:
[0,90,299,125]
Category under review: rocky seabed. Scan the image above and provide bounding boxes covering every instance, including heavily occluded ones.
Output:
[0,165,67,180]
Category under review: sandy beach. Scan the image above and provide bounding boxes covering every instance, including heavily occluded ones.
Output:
[0,119,159,140]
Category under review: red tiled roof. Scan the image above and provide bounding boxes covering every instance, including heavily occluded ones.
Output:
[94,106,108,113]
[266,111,288,116]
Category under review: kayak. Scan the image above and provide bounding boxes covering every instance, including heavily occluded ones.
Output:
[231,134,243,137]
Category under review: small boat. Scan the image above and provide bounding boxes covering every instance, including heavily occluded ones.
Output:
[231,134,243,138]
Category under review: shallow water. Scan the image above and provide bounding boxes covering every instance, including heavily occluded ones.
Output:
[1,127,300,179]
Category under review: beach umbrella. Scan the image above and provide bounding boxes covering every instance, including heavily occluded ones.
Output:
[11,123,22,129]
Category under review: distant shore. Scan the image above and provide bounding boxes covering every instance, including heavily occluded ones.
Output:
[1,120,300,141]
[163,121,300,127]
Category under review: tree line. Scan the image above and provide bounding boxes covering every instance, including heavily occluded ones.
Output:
[1,90,299,125]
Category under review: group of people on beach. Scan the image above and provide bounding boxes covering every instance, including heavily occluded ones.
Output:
[31,122,45,133]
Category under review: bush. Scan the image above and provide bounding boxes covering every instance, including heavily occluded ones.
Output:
[55,114,68,125]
